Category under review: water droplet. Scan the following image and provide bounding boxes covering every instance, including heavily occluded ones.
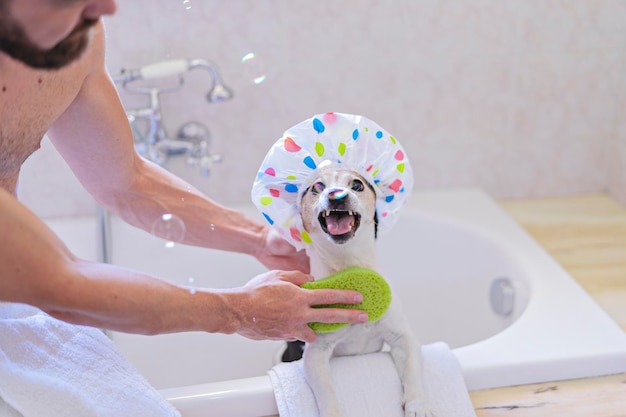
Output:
[151,213,186,248]
[252,317,257,323]
[189,288,196,295]
[241,52,266,85]
[188,277,195,284]
[210,223,215,231]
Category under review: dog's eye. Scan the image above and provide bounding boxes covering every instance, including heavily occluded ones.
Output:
[311,181,325,194]
[351,179,364,192]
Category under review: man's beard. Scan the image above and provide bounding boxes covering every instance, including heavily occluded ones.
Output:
[0,12,98,70]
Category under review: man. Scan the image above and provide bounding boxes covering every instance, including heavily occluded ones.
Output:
[0,0,366,414]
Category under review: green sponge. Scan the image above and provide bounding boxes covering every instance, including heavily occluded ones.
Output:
[301,266,392,333]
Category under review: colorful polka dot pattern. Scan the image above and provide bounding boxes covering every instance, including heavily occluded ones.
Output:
[251,112,414,251]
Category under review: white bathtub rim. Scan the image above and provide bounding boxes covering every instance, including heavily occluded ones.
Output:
[161,376,277,417]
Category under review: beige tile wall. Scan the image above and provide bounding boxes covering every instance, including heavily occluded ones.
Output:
[18,0,626,217]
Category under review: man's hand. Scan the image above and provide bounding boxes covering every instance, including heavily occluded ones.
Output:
[231,270,367,343]
[255,226,310,274]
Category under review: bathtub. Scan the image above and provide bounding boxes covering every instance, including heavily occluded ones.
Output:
[46,188,626,417]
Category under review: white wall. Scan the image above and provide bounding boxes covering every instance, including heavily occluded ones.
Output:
[18,0,626,217]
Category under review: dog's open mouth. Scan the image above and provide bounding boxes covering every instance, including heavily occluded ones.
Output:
[318,210,361,241]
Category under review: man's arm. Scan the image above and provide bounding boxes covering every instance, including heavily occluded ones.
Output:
[36,22,367,341]
[47,24,280,266]
[0,187,365,341]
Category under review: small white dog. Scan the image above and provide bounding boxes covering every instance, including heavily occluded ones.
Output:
[299,166,433,417]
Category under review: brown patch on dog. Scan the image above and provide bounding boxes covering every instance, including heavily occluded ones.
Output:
[300,168,376,244]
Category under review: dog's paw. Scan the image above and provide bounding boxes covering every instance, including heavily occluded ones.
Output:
[404,399,435,417]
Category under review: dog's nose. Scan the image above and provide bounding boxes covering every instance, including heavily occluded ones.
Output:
[327,188,348,201]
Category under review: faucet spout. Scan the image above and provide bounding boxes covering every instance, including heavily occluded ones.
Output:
[188,58,234,103]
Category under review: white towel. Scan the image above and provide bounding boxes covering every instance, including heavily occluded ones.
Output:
[0,303,180,417]
[268,342,476,417]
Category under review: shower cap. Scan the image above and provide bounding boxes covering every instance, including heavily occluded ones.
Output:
[251,112,413,251]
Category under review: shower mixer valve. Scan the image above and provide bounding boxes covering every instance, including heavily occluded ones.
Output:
[113,58,233,176]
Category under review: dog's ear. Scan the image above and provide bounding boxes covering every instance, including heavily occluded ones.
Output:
[362,178,378,239]
[300,185,310,201]
[374,211,378,239]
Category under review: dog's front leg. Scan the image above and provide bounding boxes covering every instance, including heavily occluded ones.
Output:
[303,341,343,417]
[388,330,434,417]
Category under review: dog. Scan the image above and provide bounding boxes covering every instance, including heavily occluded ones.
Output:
[297,166,433,417]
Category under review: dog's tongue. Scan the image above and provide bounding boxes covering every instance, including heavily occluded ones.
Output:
[326,214,354,235]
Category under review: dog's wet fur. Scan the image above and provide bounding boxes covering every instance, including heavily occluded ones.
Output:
[287,168,433,417]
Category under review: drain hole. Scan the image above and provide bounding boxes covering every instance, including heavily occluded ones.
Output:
[490,277,515,317]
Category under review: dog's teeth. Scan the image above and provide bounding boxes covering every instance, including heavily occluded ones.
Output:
[325,210,330,217]
[348,210,353,216]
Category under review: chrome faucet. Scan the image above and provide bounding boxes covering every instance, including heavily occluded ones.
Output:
[112,58,232,175]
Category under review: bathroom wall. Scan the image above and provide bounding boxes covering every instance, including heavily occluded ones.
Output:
[612,108,626,204]
[18,0,626,218]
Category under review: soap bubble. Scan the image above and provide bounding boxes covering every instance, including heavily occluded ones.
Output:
[182,0,191,10]
[151,213,186,248]
[188,277,196,295]
[241,52,266,85]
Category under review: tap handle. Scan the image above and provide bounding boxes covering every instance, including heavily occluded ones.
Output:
[140,59,190,80]
[199,153,223,177]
